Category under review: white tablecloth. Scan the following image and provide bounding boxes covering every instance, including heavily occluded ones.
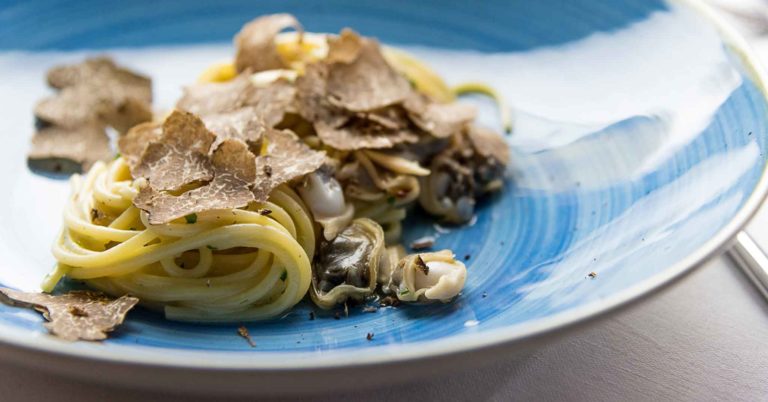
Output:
[4,2,768,401]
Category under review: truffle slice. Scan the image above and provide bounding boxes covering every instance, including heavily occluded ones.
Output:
[252,128,326,202]
[295,63,348,127]
[29,57,153,175]
[118,121,162,172]
[134,139,257,224]
[37,57,152,133]
[132,110,217,191]
[176,74,255,117]
[101,97,154,135]
[325,29,411,112]
[325,29,363,64]
[245,79,297,127]
[315,111,418,151]
[35,83,152,133]
[466,124,510,165]
[234,13,303,73]
[203,107,267,148]
[294,31,418,150]
[404,93,477,139]
[28,123,112,174]
[0,288,138,341]
[178,75,295,127]
[34,85,111,129]
[46,57,151,102]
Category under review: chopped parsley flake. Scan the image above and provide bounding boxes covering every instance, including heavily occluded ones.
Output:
[184,213,197,224]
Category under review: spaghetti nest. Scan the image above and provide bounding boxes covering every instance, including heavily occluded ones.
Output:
[43,13,509,322]
[48,157,314,322]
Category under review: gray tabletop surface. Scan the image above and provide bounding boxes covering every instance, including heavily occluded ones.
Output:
[3,2,768,401]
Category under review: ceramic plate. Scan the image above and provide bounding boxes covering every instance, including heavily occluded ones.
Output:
[0,0,766,394]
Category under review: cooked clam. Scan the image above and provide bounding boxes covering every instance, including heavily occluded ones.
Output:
[381,250,466,303]
[310,218,386,308]
[298,168,354,240]
[377,245,406,285]
[419,129,507,224]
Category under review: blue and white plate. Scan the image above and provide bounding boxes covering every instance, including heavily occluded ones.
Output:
[0,0,766,394]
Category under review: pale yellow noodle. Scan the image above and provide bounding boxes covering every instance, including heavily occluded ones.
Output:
[362,150,430,176]
[47,157,315,322]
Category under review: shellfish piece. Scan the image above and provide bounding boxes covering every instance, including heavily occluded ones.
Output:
[310,218,386,309]
[386,250,467,303]
[298,169,354,241]
[418,127,508,224]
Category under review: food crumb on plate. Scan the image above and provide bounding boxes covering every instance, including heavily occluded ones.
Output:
[410,236,435,250]
[237,325,256,347]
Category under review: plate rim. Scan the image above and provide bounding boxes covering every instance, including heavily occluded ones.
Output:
[0,0,765,371]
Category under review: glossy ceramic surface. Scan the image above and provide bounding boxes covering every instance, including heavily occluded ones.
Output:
[0,0,765,370]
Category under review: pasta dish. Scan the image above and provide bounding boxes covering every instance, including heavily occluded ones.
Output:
[31,14,510,323]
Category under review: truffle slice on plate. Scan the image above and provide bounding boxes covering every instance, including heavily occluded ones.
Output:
[28,57,153,174]
[234,13,303,73]
[27,123,112,174]
[132,110,217,192]
[0,288,138,341]
[134,138,258,225]
[252,128,327,202]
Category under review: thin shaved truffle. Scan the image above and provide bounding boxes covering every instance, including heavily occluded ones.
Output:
[118,122,162,171]
[29,57,153,174]
[177,74,255,117]
[28,123,111,174]
[405,93,477,138]
[203,107,266,148]
[0,288,138,341]
[315,113,418,151]
[133,110,216,191]
[134,139,257,224]
[35,85,151,134]
[467,125,510,165]
[325,30,411,112]
[211,138,258,182]
[178,76,295,127]
[46,56,152,103]
[36,57,152,132]
[252,129,326,201]
[246,79,297,127]
[117,122,163,170]
[295,34,417,150]
[234,14,303,73]
[295,63,347,126]
[102,97,154,135]
[360,109,406,130]
[34,86,110,129]
[326,28,363,64]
